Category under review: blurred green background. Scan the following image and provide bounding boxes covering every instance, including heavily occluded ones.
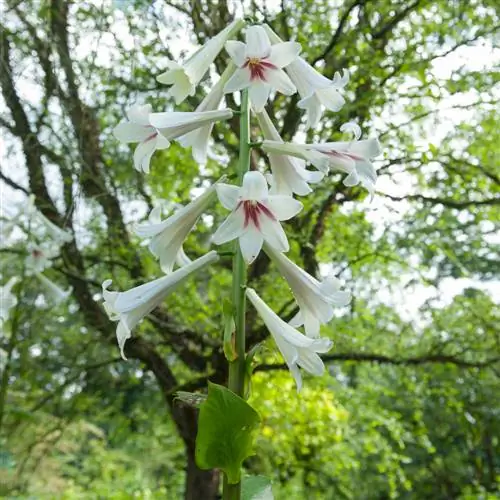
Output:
[0,0,499,498]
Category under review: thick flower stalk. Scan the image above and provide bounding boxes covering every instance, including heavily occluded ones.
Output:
[102,251,219,359]
[264,24,349,129]
[212,170,302,263]
[135,183,218,273]
[224,25,301,111]
[256,109,324,196]
[157,19,245,104]
[265,244,351,338]
[246,288,332,391]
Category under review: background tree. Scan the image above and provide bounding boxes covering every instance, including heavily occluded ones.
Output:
[0,0,498,498]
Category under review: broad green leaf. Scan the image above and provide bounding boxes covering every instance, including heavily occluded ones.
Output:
[242,475,274,500]
[195,382,261,484]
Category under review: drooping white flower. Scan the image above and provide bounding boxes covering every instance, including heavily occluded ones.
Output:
[157,19,245,105]
[177,63,236,164]
[0,277,19,323]
[262,129,381,197]
[263,24,348,130]
[212,171,302,263]
[34,272,72,306]
[246,287,332,391]
[224,25,301,112]
[256,110,324,196]
[28,197,73,244]
[25,243,59,274]
[135,183,218,274]
[264,245,351,338]
[114,104,170,173]
[102,251,219,359]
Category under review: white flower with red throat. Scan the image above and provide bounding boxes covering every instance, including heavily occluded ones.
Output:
[264,24,349,130]
[102,251,219,359]
[212,171,302,263]
[224,25,301,112]
[264,244,351,338]
[256,110,324,196]
[157,19,245,105]
[246,287,332,392]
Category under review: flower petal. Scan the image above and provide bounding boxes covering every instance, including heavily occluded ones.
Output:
[225,40,247,67]
[224,68,252,93]
[267,42,301,68]
[245,25,271,59]
[249,81,271,112]
[239,226,264,263]
[114,123,152,143]
[259,216,289,253]
[133,139,156,173]
[265,195,303,220]
[127,104,152,125]
[212,208,245,245]
[216,183,240,210]
[240,171,269,200]
[265,68,296,95]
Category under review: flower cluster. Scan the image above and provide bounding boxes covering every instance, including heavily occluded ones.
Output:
[108,21,381,387]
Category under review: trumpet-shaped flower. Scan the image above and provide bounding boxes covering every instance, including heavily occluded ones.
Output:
[25,243,59,274]
[265,245,351,338]
[262,127,381,197]
[102,251,219,359]
[114,104,170,173]
[34,273,72,306]
[264,24,349,129]
[0,277,19,323]
[157,19,245,104]
[246,288,332,391]
[177,63,236,164]
[212,171,302,263]
[256,110,324,196]
[135,183,218,273]
[224,25,301,112]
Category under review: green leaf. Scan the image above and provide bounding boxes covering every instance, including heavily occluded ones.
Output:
[242,475,274,500]
[195,382,261,484]
[222,300,237,362]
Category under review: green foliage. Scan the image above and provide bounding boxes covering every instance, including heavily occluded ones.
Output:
[196,383,261,484]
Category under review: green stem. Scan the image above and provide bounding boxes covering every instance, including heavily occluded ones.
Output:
[223,89,251,500]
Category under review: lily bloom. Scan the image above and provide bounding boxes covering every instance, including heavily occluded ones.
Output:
[135,183,218,274]
[264,24,348,129]
[35,272,72,306]
[256,110,324,196]
[262,127,381,197]
[224,25,301,112]
[177,63,236,164]
[0,277,19,323]
[264,245,351,338]
[157,19,245,104]
[25,243,59,274]
[102,251,219,359]
[246,288,332,391]
[212,171,302,263]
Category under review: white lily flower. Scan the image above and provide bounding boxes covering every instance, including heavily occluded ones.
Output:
[177,63,236,164]
[157,19,245,105]
[102,250,219,359]
[246,288,332,391]
[256,110,324,196]
[224,25,301,112]
[212,171,302,263]
[135,183,218,273]
[262,130,382,196]
[263,24,348,130]
[0,277,19,323]
[264,245,351,338]
[34,272,72,306]
[114,104,171,173]
[25,243,59,274]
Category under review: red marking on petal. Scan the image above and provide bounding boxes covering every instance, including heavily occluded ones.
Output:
[144,130,158,143]
[326,150,364,161]
[243,58,277,82]
[257,202,276,221]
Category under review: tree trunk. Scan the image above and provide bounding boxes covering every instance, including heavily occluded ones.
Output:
[185,448,220,500]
